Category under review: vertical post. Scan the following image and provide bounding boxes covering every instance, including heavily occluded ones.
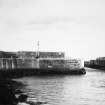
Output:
[36,58,40,69]
[31,56,34,68]
[1,58,4,70]
[6,59,9,70]
[37,41,40,58]
[3,58,6,70]
[11,57,14,69]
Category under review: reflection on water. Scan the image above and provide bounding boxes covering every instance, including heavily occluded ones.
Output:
[15,68,105,105]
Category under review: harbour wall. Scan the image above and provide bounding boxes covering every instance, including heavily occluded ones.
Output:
[0,51,65,70]
[84,57,105,70]
[0,51,85,77]
[0,58,85,78]
[0,58,38,70]
[0,58,82,70]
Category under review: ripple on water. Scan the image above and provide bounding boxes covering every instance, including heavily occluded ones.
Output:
[15,68,105,105]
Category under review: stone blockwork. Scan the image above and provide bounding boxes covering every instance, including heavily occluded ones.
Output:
[0,51,65,70]
[0,58,39,70]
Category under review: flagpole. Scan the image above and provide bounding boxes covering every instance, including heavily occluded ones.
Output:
[35,41,40,68]
[37,41,39,58]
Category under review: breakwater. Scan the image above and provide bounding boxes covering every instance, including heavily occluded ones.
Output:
[0,58,39,78]
[84,57,105,70]
[0,58,38,70]
[0,51,86,78]
[0,58,86,78]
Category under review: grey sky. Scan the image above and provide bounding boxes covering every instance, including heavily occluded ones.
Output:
[0,0,105,60]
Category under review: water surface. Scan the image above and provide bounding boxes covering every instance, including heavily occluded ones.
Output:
[15,68,105,105]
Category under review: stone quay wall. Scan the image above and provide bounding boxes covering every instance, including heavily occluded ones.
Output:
[0,58,38,70]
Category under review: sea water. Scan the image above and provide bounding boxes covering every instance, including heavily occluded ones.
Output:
[15,68,105,105]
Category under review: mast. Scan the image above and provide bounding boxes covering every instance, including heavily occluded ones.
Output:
[36,41,40,68]
[37,41,39,58]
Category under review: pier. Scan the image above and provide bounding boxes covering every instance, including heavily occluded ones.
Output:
[0,58,16,70]
[0,51,85,78]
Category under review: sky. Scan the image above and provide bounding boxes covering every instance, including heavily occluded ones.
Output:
[0,0,105,60]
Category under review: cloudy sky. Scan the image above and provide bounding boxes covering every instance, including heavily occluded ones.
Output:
[0,0,105,60]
